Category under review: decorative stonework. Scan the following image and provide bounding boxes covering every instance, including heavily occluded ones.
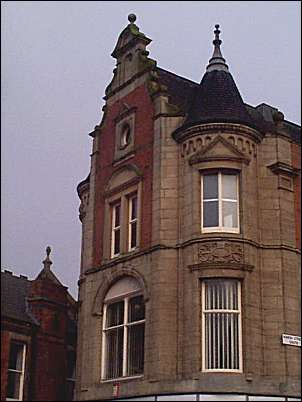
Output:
[268,161,300,192]
[188,134,251,165]
[173,122,263,144]
[198,241,243,264]
[182,133,257,161]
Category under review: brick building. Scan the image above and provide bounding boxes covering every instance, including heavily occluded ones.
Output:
[76,15,301,401]
[1,247,77,401]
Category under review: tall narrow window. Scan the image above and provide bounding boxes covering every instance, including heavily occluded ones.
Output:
[111,202,121,257]
[6,342,26,401]
[202,172,239,233]
[202,279,242,372]
[102,277,145,380]
[128,194,138,251]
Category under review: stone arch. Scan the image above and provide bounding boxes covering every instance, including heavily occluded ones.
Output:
[91,266,149,316]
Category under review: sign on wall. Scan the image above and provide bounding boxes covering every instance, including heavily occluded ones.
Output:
[281,334,301,347]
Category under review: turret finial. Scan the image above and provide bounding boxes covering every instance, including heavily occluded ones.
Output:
[42,246,52,270]
[206,24,229,73]
[128,13,136,24]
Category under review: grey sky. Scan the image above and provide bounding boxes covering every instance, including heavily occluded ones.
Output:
[1,1,300,298]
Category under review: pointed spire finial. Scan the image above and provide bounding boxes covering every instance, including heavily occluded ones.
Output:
[42,246,52,270]
[206,24,229,73]
[128,13,136,24]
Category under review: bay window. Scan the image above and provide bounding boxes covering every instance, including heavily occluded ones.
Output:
[201,279,242,372]
[201,171,239,233]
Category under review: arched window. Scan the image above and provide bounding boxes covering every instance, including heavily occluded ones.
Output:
[101,277,145,380]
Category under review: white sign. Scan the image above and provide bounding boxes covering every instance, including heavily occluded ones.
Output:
[281,334,301,347]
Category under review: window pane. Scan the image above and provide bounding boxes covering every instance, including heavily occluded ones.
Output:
[222,201,238,228]
[127,323,144,376]
[203,174,218,199]
[9,343,24,371]
[130,221,137,249]
[131,197,137,220]
[128,295,145,322]
[221,174,237,199]
[106,301,124,327]
[114,204,121,227]
[7,371,21,399]
[203,201,218,227]
[203,280,240,370]
[114,229,120,255]
[105,327,124,379]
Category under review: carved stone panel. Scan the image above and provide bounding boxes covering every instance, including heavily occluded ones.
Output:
[198,241,243,264]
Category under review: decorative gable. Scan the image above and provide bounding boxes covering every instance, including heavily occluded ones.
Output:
[105,15,156,97]
[189,135,250,165]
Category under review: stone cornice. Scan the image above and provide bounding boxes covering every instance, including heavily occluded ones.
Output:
[82,239,300,279]
[268,161,300,177]
[189,261,254,274]
[173,122,263,144]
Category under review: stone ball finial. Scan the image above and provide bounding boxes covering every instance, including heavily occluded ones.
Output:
[128,13,136,24]
[46,246,51,257]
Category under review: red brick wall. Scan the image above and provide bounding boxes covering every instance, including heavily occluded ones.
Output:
[291,142,301,249]
[27,277,76,401]
[28,278,68,337]
[32,336,67,401]
[94,83,154,265]
[1,330,10,401]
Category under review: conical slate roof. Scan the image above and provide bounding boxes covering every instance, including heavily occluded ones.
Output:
[182,25,256,131]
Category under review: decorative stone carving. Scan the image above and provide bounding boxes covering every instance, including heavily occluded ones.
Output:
[198,241,243,263]
[189,134,251,166]
[182,133,256,162]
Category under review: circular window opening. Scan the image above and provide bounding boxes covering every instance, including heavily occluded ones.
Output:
[120,124,131,149]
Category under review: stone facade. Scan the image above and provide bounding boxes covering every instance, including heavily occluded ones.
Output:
[76,16,301,401]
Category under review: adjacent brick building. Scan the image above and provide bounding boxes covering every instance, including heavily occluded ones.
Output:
[76,15,301,401]
[1,247,77,401]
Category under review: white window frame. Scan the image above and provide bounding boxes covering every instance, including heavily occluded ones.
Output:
[101,291,145,381]
[201,279,243,373]
[111,202,121,258]
[128,194,138,252]
[201,171,240,233]
[6,342,26,401]
[109,190,139,259]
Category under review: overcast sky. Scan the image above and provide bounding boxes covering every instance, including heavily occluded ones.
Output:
[1,1,301,298]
